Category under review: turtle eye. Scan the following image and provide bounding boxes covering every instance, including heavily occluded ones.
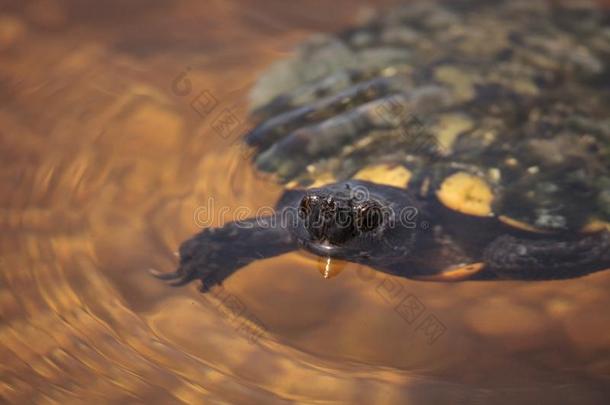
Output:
[299,195,318,219]
[356,201,383,232]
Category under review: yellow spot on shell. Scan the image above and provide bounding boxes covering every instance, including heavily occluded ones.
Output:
[433,113,474,155]
[512,79,539,96]
[436,172,493,217]
[581,219,610,234]
[434,66,476,102]
[284,180,301,189]
[284,171,338,190]
[497,215,554,234]
[352,164,412,188]
[307,172,337,189]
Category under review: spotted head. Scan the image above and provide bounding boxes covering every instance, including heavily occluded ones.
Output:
[291,180,423,264]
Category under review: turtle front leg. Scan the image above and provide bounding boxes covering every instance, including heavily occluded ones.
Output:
[153,215,296,291]
[483,231,610,280]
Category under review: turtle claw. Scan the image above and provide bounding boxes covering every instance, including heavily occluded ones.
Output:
[149,268,182,280]
[151,264,206,287]
[198,278,218,293]
[150,230,244,291]
[162,265,199,287]
[149,261,201,286]
[153,215,295,291]
[167,272,199,287]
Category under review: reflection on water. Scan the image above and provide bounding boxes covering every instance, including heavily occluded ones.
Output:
[1,0,610,403]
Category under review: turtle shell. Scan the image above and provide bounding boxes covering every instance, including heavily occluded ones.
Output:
[245,0,610,234]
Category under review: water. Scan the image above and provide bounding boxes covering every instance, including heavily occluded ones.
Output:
[1,1,610,403]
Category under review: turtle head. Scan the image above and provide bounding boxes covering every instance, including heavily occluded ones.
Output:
[292,181,422,263]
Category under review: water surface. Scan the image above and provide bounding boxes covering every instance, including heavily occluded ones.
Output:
[1,1,610,403]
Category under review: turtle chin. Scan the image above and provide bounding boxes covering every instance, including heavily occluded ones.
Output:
[300,237,381,262]
[302,240,347,258]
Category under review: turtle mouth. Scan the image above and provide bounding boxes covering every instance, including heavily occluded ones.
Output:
[302,240,346,257]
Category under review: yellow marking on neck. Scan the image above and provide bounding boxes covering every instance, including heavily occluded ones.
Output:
[307,172,337,189]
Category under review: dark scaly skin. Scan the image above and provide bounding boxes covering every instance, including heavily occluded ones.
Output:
[156,181,422,289]
[483,232,610,280]
[156,0,610,289]
[155,215,296,291]
[155,181,610,289]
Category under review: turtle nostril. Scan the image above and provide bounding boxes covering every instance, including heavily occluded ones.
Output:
[299,195,320,219]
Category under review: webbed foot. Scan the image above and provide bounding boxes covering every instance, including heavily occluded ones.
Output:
[152,216,296,291]
[151,231,230,290]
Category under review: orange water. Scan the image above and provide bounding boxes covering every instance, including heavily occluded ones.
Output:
[1,1,610,403]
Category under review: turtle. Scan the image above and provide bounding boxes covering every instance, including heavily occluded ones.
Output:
[153,0,610,290]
